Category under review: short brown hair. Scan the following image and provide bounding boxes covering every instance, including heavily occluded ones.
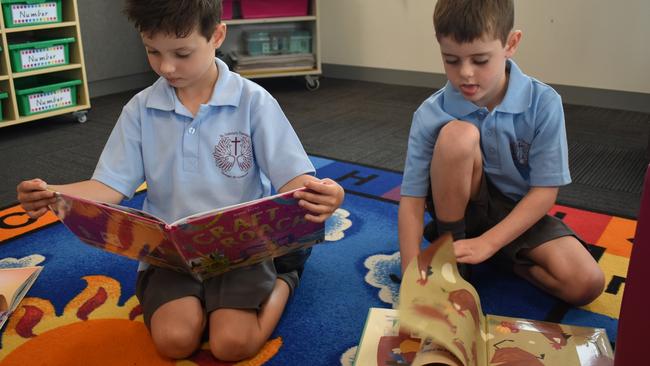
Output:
[124,0,222,40]
[433,0,514,45]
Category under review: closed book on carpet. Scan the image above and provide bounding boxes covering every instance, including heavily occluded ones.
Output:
[354,234,614,366]
[49,188,324,280]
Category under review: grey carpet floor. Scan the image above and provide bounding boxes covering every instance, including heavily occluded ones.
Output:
[1,77,647,219]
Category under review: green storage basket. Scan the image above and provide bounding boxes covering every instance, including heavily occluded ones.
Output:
[15,77,81,116]
[0,91,8,121]
[1,0,62,28]
[8,37,74,72]
[244,31,272,56]
[288,30,311,54]
[244,30,292,56]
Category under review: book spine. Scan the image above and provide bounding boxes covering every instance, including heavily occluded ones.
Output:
[168,225,193,274]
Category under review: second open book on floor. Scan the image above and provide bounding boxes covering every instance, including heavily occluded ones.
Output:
[49,188,324,281]
[354,234,614,366]
[0,266,42,330]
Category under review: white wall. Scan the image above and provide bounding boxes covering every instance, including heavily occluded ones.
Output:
[319,0,650,94]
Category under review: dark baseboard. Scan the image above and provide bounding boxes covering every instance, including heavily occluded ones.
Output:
[323,63,650,114]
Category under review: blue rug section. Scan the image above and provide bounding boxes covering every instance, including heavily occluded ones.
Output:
[273,193,400,365]
[0,155,618,364]
[316,160,402,197]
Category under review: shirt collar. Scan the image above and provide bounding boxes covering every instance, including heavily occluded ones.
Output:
[442,59,532,117]
[145,57,243,111]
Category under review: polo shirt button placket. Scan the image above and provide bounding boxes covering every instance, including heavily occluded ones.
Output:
[477,108,488,121]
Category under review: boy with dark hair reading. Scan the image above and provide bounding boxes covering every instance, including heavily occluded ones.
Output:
[16,0,344,361]
[398,0,604,306]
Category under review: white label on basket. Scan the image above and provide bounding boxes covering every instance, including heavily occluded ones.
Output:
[28,87,73,113]
[11,2,58,25]
[20,45,65,70]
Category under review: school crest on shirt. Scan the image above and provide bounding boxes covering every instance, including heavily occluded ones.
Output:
[510,139,531,166]
[213,132,253,178]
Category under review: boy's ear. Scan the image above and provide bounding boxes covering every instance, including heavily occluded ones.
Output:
[211,23,227,48]
[505,30,522,58]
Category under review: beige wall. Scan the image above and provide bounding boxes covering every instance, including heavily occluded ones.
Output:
[319,0,650,94]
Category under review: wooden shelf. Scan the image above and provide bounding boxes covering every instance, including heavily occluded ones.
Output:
[225,16,316,25]
[222,0,321,89]
[11,64,82,79]
[238,67,321,79]
[0,104,89,127]
[3,21,77,33]
[0,0,90,128]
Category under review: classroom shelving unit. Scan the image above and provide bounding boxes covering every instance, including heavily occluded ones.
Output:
[0,0,90,128]
[223,0,321,90]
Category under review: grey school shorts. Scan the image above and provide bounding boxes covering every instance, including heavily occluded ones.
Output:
[424,175,585,265]
[135,260,276,328]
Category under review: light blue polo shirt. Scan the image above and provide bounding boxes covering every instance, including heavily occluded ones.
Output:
[92,58,314,269]
[402,59,570,201]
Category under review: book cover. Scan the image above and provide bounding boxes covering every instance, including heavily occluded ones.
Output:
[0,266,43,330]
[49,188,325,280]
[354,234,614,366]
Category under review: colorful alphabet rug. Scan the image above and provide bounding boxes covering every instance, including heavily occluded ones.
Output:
[0,155,630,365]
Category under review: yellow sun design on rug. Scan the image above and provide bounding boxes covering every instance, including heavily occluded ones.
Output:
[0,275,282,366]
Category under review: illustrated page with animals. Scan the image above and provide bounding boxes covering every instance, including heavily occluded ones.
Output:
[353,307,463,366]
[399,234,614,366]
[485,315,613,366]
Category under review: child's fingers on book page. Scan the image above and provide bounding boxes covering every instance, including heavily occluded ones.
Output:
[17,182,54,204]
[295,190,336,207]
[300,179,344,209]
[17,178,48,193]
[23,206,49,219]
[303,178,338,194]
[298,198,333,214]
[304,212,330,223]
[20,198,44,211]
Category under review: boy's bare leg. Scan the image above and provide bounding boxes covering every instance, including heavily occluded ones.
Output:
[208,279,290,361]
[149,296,206,359]
[431,120,483,223]
[514,236,605,306]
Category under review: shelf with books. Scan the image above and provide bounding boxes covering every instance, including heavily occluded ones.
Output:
[0,0,90,128]
[220,0,321,90]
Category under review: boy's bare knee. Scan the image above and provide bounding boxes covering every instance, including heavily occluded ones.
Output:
[151,324,202,359]
[210,330,258,361]
[564,266,605,306]
[578,266,605,305]
[436,120,480,156]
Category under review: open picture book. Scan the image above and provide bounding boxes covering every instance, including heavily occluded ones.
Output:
[49,188,324,280]
[354,234,614,366]
[0,266,43,330]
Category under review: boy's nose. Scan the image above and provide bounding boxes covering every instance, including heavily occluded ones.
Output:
[160,60,175,74]
[460,62,473,78]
